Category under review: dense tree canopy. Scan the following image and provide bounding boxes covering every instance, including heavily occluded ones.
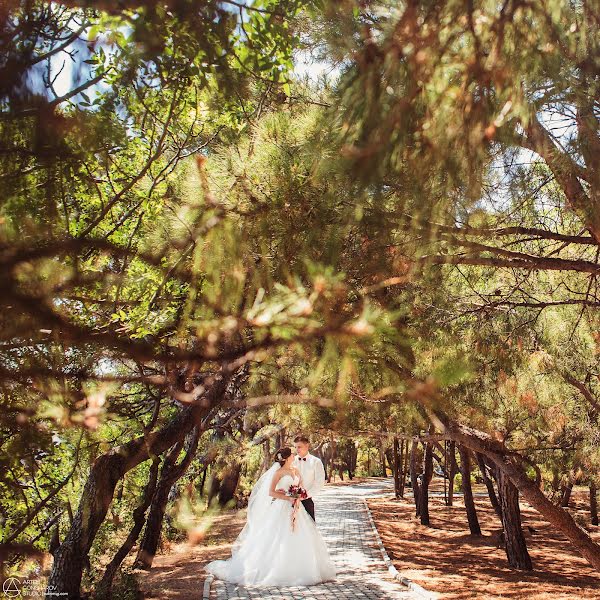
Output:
[1,1,599,597]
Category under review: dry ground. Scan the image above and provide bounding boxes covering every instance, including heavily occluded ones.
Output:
[137,509,246,600]
[368,484,600,600]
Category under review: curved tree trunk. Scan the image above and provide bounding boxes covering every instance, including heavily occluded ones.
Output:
[561,480,574,507]
[497,468,533,570]
[134,443,184,570]
[475,452,501,518]
[46,370,232,600]
[458,445,481,535]
[429,410,600,571]
[94,456,160,598]
[135,426,201,569]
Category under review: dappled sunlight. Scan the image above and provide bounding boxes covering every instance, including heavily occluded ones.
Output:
[369,488,600,599]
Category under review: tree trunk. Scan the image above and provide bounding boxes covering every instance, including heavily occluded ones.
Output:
[475,452,501,518]
[49,525,60,556]
[419,438,434,526]
[447,441,457,506]
[326,438,337,483]
[218,463,242,506]
[380,441,387,477]
[443,442,448,505]
[410,439,421,517]
[208,461,243,507]
[199,466,208,496]
[497,468,533,570]
[561,481,574,507]
[95,457,160,598]
[134,480,171,569]
[429,410,600,571]
[393,436,401,499]
[399,440,407,497]
[458,445,481,535]
[262,439,271,474]
[46,371,231,600]
[339,440,357,480]
[385,447,394,476]
[591,482,598,526]
[134,425,201,569]
[276,428,285,450]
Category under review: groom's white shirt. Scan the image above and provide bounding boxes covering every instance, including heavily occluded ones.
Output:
[293,452,326,498]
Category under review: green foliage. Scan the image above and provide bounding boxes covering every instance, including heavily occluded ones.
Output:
[2,0,600,586]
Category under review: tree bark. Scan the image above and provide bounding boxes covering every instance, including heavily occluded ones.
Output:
[133,436,191,569]
[95,456,160,598]
[393,436,401,499]
[199,465,208,496]
[475,452,501,518]
[447,441,456,506]
[399,440,408,498]
[496,468,533,570]
[208,460,243,508]
[458,445,481,535]
[419,437,434,526]
[410,439,421,517]
[380,440,387,477]
[46,370,231,600]
[561,480,574,508]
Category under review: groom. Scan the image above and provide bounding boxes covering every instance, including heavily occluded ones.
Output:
[293,435,326,522]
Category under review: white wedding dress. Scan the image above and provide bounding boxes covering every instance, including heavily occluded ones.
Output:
[204,464,336,586]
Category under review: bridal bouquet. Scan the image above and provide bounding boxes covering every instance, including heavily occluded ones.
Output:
[287,484,308,500]
[287,485,308,531]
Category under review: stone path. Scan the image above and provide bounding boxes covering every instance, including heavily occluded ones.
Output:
[206,479,423,600]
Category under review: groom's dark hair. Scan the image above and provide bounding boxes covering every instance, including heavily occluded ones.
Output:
[294,435,310,444]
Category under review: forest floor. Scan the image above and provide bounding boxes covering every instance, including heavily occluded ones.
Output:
[368,480,600,600]
[137,508,246,600]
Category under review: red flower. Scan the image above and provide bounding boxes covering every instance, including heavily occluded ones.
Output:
[287,484,308,499]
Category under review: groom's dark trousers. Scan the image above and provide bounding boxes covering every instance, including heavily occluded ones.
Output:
[302,498,315,521]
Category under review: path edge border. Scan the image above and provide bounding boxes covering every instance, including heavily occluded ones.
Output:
[202,573,214,599]
[362,497,437,600]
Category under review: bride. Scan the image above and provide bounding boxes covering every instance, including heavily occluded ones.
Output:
[204,446,337,586]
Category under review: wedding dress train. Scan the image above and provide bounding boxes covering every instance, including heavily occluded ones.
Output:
[204,465,336,586]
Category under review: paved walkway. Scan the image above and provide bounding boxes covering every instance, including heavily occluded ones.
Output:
[206,479,422,600]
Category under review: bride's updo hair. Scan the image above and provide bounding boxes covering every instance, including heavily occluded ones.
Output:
[274,446,292,467]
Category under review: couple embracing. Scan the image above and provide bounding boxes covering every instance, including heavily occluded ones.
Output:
[205,435,337,587]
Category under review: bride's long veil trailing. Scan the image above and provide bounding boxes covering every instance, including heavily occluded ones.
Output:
[231,462,280,554]
[205,460,336,586]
